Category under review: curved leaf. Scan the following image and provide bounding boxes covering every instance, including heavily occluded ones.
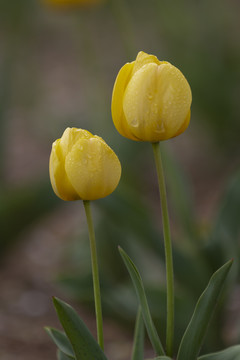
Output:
[198,345,240,359]
[146,357,172,360]
[131,307,144,360]
[53,297,108,360]
[57,349,75,360]
[45,327,75,358]
[119,247,165,356]
[177,259,233,360]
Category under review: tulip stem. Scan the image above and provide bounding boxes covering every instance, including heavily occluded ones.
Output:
[83,200,104,351]
[152,142,174,357]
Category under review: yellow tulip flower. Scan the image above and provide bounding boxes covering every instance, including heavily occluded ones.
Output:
[49,128,121,201]
[44,0,104,7]
[112,51,192,142]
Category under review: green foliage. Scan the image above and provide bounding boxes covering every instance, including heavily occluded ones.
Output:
[56,167,240,353]
[57,349,75,360]
[177,260,233,360]
[119,247,165,356]
[48,258,235,359]
[45,327,75,359]
[53,297,108,360]
[198,345,240,360]
[131,307,144,360]
[149,357,172,360]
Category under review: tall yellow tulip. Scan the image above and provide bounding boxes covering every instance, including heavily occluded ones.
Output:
[112,51,192,142]
[49,127,121,201]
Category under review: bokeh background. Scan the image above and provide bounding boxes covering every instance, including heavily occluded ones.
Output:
[0,0,240,359]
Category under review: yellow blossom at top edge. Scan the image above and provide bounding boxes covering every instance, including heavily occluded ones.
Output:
[111,51,192,142]
[44,0,105,8]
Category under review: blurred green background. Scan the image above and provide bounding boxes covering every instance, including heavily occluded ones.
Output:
[0,0,240,359]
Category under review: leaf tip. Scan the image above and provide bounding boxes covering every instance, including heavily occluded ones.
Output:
[44,326,50,334]
[118,246,124,255]
[52,296,61,305]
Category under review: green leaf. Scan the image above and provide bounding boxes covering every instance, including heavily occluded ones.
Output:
[119,247,165,356]
[53,297,108,360]
[45,327,75,358]
[57,349,75,360]
[198,345,240,359]
[131,307,144,360]
[146,357,172,360]
[177,259,233,360]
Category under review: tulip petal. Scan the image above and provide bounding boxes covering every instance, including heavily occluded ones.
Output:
[174,109,191,138]
[123,62,163,142]
[156,63,192,138]
[49,139,79,201]
[65,136,121,200]
[131,51,161,76]
[60,127,92,157]
[111,61,139,141]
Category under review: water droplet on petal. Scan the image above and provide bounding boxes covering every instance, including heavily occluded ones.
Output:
[155,122,165,134]
[130,118,138,128]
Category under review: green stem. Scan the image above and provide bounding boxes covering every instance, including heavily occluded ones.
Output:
[83,200,104,350]
[152,142,174,357]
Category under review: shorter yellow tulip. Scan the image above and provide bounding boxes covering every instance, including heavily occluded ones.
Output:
[49,127,121,201]
[112,51,192,142]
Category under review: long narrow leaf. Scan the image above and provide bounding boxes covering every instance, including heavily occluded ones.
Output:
[53,297,108,360]
[45,327,75,358]
[119,247,165,356]
[57,349,75,360]
[198,345,240,359]
[131,307,144,360]
[177,259,233,360]
[146,357,172,360]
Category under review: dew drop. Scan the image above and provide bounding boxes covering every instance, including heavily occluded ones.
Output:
[155,122,165,134]
[153,103,158,114]
[130,118,138,128]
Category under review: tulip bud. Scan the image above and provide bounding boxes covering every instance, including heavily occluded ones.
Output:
[111,51,192,142]
[49,128,121,201]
